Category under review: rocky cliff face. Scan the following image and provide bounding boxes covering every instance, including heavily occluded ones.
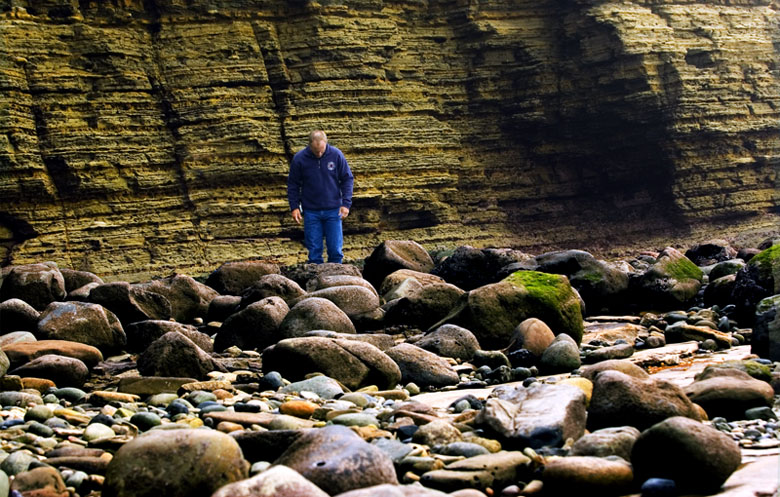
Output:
[1,0,778,280]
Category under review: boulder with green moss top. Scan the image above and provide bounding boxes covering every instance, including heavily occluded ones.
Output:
[508,250,630,315]
[732,244,780,325]
[695,359,773,383]
[431,270,583,349]
[751,294,780,361]
[632,247,703,310]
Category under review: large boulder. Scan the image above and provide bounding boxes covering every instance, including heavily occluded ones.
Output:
[731,243,780,324]
[306,274,378,296]
[588,370,703,431]
[36,301,126,355]
[214,297,289,352]
[59,268,104,293]
[137,332,223,380]
[475,382,587,449]
[274,425,397,495]
[295,286,380,319]
[0,298,40,333]
[0,263,66,311]
[434,271,583,349]
[708,259,746,281]
[631,417,741,493]
[205,260,280,295]
[103,429,249,497]
[262,337,401,390]
[278,297,356,338]
[431,245,531,291]
[685,240,737,266]
[9,354,89,388]
[362,240,435,289]
[539,333,581,374]
[752,294,780,360]
[124,320,213,353]
[515,250,630,315]
[379,269,446,299]
[88,281,171,325]
[415,324,481,361]
[632,247,703,310]
[703,274,738,307]
[239,274,307,308]
[385,343,459,388]
[384,282,465,329]
[137,274,218,323]
[683,368,774,420]
[282,263,362,290]
[3,340,103,368]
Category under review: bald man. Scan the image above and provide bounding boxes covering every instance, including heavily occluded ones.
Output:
[287,130,354,264]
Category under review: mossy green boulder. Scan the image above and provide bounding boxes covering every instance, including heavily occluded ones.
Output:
[635,247,703,310]
[431,270,584,349]
[732,244,780,324]
[752,294,780,361]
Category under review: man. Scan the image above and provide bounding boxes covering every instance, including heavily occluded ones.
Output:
[287,130,354,264]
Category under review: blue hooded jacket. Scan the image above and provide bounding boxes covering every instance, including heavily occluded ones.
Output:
[287,144,354,212]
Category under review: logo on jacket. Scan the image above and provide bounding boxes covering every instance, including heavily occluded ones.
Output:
[327,162,335,170]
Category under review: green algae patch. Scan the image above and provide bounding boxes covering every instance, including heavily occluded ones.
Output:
[664,256,704,282]
[748,244,780,291]
[505,271,574,305]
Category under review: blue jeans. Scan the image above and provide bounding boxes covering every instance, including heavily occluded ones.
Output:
[303,208,343,264]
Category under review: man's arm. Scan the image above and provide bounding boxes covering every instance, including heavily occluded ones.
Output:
[338,153,354,210]
[287,158,302,220]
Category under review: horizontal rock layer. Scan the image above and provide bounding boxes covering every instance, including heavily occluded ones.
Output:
[1,0,778,280]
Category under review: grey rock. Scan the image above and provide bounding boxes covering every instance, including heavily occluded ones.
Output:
[0,263,66,311]
[0,299,39,333]
[125,320,212,353]
[414,324,480,361]
[137,332,223,380]
[752,294,780,361]
[588,370,703,431]
[275,425,397,495]
[683,368,774,420]
[295,285,380,318]
[362,240,435,289]
[279,297,356,338]
[476,382,587,449]
[37,301,126,354]
[10,354,89,388]
[240,273,306,307]
[539,333,581,374]
[385,343,459,388]
[214,296,289,352]
[570,426,641,460]
[88,281,171,325]
[542,455,634,496]
[137,274,218,324]
[212,465,329,497]
[264,337,401,390]
[631,416,741,493]
[505,318,555,358]
[205,260,281,295]
[420,451,532,493]
[384,282,465,329]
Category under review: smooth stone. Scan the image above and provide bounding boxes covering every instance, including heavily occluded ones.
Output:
[386,343,459,388]
[26,421,54,438]
[258,371,285,391]
[24,405,53,423]
[84,423,116,442]
[281,376,344,400]
[103,429,249,497]
[539,334,581,374]
[330,413,380,427]
[641,477,677,497]
[507,318,555,357]
[631,416,741,493]
[412,419,463,446]
[371,438,415,463]
[420,451,532,492]
[683,369,774,420]
[274,425,397,495]
[147,393,180,407]
[9,466,67,496]
[0,470,8,497]
[570,426,641,460]
[279,400,318,418]
[118,377,198,396]
[436,442,490,458]
[9,354,90,388]
[130,412,162,431]
[541,456,634,495]
[0,451,37,476]
[268,414,316,430]
[3,340,103,369]
[476,382,587,449]
[340,392,371,408]
[53,387,87,403]
[211,465,330,497]
[745,406,778,421]
[0,392,43,407]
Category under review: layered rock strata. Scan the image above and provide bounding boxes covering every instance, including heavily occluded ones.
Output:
[1,0,778,280]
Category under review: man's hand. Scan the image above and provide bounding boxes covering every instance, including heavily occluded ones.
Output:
[339,206,350,219]
[291,208,302,224]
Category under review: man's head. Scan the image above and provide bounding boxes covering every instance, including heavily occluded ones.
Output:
[308,130,328,158]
